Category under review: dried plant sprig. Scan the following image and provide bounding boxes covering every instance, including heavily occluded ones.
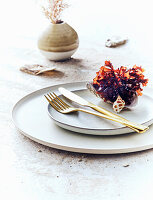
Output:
[42,0,68,24]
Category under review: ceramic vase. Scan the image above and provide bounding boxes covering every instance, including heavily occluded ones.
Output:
[38,22,79,61]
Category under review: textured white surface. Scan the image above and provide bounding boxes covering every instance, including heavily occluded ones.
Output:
[1,0,153,199]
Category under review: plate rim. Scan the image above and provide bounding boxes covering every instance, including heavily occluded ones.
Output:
[12,122,153,154]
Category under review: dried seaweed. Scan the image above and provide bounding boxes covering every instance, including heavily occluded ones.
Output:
[92,61,148,106]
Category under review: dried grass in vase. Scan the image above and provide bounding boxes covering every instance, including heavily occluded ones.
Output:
[38,0,79,61]
[42,0,68,24]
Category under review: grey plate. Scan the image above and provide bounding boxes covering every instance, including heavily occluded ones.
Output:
[48,88,153,135]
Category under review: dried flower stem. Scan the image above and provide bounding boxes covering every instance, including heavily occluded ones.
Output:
[42,0,68,24]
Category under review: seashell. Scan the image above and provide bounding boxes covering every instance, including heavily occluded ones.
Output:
[113,95,125,113]
[20,64,55,75]
[86,82,100,98]
[86,82,112,104]
[125,93,138,108]
[105,36,128,48]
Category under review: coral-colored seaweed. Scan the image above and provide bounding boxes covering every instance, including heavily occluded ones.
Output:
[93,61,148,105]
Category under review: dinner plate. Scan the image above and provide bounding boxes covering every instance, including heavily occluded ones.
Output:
[48,88,153,135]
[12,81,153,154]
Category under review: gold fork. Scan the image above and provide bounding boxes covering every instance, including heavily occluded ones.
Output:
[44,92,148,133]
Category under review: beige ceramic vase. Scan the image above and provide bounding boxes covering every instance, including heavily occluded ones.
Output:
[38,22,79,61]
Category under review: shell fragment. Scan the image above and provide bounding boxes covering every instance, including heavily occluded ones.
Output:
[113,95,125,113]
[105,36,128,48]
[20,64,55,75]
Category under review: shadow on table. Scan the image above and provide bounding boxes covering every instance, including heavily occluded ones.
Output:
[40,70,65,78]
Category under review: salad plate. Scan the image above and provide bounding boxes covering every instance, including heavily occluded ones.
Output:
[48,88,153,135]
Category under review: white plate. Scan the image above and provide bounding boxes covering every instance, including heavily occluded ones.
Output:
[48,88,153,135]
[12,81,153,154]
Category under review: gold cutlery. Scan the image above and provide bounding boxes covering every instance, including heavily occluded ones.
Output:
[58,87,149,132]
[45,92,148,133]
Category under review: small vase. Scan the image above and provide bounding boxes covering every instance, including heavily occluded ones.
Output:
[38,22,79,61]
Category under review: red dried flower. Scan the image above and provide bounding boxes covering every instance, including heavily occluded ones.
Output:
[93,61,148,106]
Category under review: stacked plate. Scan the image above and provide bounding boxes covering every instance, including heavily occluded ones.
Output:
[12,82,153,154]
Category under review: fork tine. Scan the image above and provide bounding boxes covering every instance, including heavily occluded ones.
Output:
[49,93,66,110]
[47,93,64,110]
[47,94,61,110]
[52,92,69,108]
[44,95,60,111]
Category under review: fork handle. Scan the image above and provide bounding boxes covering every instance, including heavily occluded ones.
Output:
[77,108,148,133]
[87,103,148,131]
